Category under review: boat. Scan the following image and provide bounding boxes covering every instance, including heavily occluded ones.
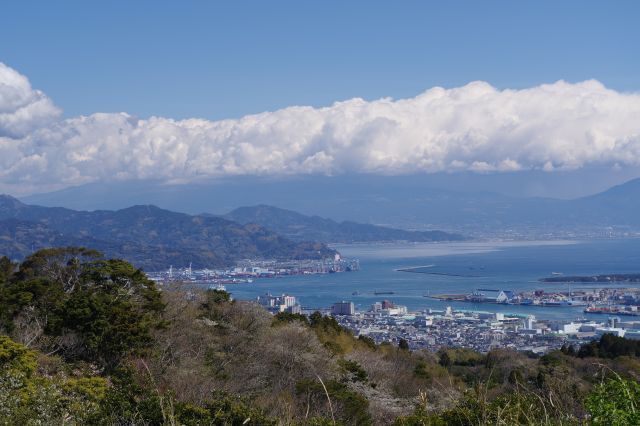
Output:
[352,291,361,296]
[208,283,227,292]
[541,300,565,307]
[374,291,394,295]
[584,306,640,316]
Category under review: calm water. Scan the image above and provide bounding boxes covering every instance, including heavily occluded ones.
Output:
[221,239,640,321]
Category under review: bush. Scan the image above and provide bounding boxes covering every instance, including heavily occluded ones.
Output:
[339,359,368,383]
[586,377,640,425]
[357,335,377,350]
[296,378,372,425]
[438,348,484,367]
[0,334,37,376]
[0,336,108,425]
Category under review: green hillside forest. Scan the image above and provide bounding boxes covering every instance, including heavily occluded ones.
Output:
[1,247,640,425]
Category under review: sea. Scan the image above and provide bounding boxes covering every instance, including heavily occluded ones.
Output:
[218,238,640,322]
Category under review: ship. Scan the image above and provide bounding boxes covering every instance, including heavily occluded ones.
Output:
[374,291,395,295]
[584,306,640,316]
[540,299,568,307]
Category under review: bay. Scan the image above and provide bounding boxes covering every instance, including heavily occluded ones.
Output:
[223,238,640,321]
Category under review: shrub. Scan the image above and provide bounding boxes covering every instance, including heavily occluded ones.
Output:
[296,378,372,425]
[339,359,368,383]
[586,377,640,426]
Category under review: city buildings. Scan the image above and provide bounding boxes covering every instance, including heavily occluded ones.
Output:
[302,297,640,354]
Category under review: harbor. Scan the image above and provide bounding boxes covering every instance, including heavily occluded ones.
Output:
[428,287,640,311]
[147,256,360,285]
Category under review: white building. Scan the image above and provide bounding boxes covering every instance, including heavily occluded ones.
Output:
[595,327,626,338]
[257,293,300,313]
[383,306,408,316]
[526,315,535,330]
[558,322,581,334]
[470,289,511,303]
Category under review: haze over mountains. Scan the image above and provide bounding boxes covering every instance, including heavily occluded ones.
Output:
[224,205,465,243]
[21,176,640,236]
[0,195,464,269]
[0,195,335,270]
[4,174,640,270]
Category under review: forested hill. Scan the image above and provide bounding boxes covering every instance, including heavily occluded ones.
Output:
[0,195,334,270]
[1,248,639,424]
[224,204,465,243]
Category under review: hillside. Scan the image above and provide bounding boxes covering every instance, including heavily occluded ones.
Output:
[0,195,335,270]
[570,177,640,225]
[224,204,466,243]
[1,248,638,424]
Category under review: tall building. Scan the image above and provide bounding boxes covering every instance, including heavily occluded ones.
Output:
[331,301,355,316]
[257,292,301,313]
[282,295,297,308]
[526,315,535,330]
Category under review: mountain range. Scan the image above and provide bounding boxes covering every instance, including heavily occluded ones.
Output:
[20,175,640,236]
[0,195,464,270]
[223,205,465,243]
[0,195,335,270]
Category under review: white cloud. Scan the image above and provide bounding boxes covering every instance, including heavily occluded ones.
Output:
[0,63,60,138]
[1,62,640,194]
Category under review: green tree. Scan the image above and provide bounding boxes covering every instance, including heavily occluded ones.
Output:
[272,311,310,326]
[61,258,165,369]
[2,248,164,370]
[0,256,16,331]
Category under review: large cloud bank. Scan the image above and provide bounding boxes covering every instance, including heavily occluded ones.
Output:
[1,62,640,193]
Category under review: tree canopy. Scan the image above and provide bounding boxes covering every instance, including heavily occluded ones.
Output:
[0,247,164,370]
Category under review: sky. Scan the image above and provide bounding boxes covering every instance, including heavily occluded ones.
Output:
[1,1,640,197]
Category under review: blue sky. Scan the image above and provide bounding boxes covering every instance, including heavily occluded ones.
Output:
[2,1,638,120]
[2,1,640,198]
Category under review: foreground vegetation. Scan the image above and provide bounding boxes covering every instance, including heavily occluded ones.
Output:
[1,248,640,425]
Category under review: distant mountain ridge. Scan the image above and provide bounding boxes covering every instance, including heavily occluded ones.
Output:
[0,196,334,270]
[223,205,465,243]
[17,175,640,236]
